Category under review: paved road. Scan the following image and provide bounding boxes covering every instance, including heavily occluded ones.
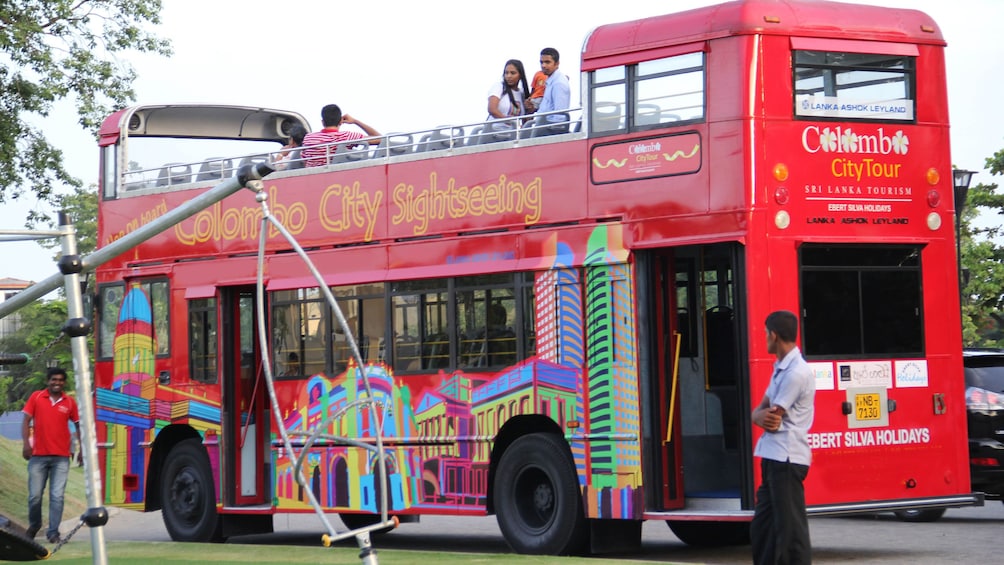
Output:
[62,501,1004,563]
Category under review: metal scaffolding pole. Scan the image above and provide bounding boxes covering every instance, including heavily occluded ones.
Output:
[0,163,273,563]
[58,211,109,564]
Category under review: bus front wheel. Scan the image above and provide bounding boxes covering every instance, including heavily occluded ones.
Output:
[667,520,751,546]
[493,433,588,555]
[160,438,222,542]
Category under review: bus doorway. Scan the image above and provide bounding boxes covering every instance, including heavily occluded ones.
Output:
[642,243,750,511]
[220,287,268,507]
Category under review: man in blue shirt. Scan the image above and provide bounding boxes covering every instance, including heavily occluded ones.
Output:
[533,47,571,135]
[750,310,815,565]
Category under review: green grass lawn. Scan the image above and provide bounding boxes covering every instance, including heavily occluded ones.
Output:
[0,435,88,528]
[34,541,646,564]
[3,435,679,564]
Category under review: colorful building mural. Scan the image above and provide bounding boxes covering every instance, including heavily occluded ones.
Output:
[95,224,644,519]
[97,284,223,507]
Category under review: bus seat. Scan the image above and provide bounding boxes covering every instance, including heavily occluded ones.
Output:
[196,157,233,181]
[415,133,433,152]
[346,143,371,162]
[487,327,517,367]
[394,335,421,371]
[156,162,192,186]
[636,103,662,126]
[573,120,583,133]
[285,148,304,169]
[479,126,516,144]
[238,155,270,170]
[711,387,740,450]
[423,332,450,369]
[706,306,736,387]
[705,390,724,436]
[530,114,571,137]
[466,125,484,146]
[329,140,369,164]
[424,126,465,151]
[592,102,623,133]
[372,133,414,158]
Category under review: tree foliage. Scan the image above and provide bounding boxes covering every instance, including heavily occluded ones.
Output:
[959,148,1004,346]
[0,186,97,412]
[0,0,171,215]
[0,300,72,413]
[38,183,99,257]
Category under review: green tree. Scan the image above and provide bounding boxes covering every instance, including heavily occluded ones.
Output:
[0,299,72,413]
[0,0,171,215]
[959,148,1004,346]
[1,185,98,413]
[39,183,99,257]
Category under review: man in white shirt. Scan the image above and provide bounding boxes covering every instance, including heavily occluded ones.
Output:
[750,310,815,565]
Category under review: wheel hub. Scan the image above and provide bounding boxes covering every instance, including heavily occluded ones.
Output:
[170,468,201,520]
[533,482,554,514]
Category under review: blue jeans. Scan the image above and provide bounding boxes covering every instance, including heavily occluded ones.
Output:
[28,455,70,539]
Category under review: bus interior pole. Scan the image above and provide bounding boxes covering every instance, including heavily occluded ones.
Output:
[0,162,274,322]
[58,212,108,565]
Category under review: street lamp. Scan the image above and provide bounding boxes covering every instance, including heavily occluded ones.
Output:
[953,169,975,215]
[953,169,975,302]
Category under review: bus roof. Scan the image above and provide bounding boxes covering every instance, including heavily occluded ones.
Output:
[582,0,944,70]
[98,104,311,147]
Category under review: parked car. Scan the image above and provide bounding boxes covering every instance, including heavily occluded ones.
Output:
[893,348,1004,522]
[963,348,1004,501]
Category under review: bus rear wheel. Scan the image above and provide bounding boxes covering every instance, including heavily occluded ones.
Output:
[893,508,945,522]
[666,520,751,546]
[493,433,588,555]
[160,438,222,542]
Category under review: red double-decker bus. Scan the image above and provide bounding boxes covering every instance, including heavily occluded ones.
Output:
[91,0,979,554]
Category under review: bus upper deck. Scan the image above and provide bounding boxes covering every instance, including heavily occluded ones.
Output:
[100,105,586,197]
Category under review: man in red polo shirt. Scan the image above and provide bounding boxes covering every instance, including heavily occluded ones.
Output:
[22,367,81,544]
[300,103,381,167]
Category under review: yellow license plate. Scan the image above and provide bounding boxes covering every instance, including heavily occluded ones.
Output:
[855,393,881,420]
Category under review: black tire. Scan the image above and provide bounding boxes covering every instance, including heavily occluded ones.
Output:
[667,520,751,546]
[493,433,588,555]
[160,438,222,542]
[339,512,395,535]
[0,514,49,561]
[893,508,946,522]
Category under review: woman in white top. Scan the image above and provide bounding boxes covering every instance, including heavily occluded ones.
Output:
[486,59,531,132]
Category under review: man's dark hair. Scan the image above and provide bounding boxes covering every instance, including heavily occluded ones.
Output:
[540,47,560,63]
[288,124,308,145]
[46,367,68,381]
[320,104,343,127]
[765,310,798,343]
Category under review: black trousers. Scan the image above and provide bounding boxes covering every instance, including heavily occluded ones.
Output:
[751,458,811,565]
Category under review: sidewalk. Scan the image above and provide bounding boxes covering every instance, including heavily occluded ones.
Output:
[59,506,171,544]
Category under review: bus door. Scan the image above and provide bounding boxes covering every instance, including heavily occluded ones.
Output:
[220,286,268,506]
[642,249,686,510]
[684,243,750,505]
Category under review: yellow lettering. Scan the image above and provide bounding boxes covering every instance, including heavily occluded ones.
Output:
[390,172,543,235]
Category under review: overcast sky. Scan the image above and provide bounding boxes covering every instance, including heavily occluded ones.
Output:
[2,0,1002,285]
